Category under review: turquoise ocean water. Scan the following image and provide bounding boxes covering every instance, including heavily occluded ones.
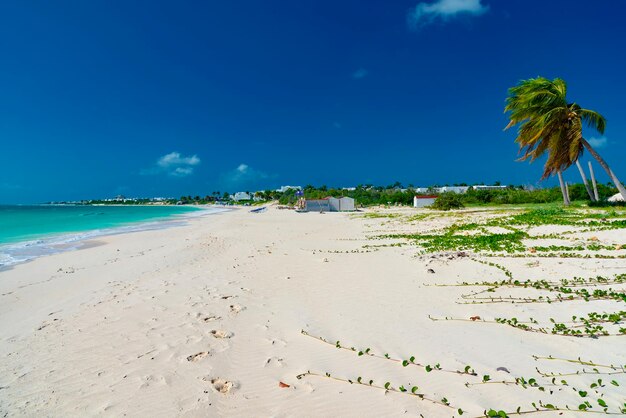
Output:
[0,205,216,267]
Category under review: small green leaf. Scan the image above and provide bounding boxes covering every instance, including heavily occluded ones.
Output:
[399,385,407,392]
[402,360,409,367]
[611,380,619,386]
[425,365,432,372]
[578,390,588,398]
[598,399,607,408]
[483,375,491,383]
[384,382,390,390]
[409,356,415,363]
[411,386,418,394]
[458,408,464,415]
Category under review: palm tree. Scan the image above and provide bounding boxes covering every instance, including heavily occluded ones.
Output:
[575,160,595,201]
[556,171,570,206]
[504,77,626,202]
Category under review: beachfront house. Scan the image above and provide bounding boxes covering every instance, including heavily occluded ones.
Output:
[338,196,355,211]
[304,198,330,212]
[231,192,251,202]
[304,196,355,212]
[414,195,438,208]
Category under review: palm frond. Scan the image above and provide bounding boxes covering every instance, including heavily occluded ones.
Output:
[578,108,606,135]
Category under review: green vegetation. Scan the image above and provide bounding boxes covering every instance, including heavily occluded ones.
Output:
[273,183,621,207]
[392,230,528,253]
[379,206,626,255]
[76,182,623,207]
[430,193,464,211]
[299,328,626,416]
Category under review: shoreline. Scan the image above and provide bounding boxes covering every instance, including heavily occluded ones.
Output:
[0,206,229,269]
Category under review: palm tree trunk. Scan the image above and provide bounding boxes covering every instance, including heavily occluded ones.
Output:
[575,160,595,201]
[557,171,570,206]
[582,138,626,201]
[588,161,600,201]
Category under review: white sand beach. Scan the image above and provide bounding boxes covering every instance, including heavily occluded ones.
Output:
[1,207,625,417]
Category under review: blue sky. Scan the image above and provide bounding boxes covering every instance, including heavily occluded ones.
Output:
[1,0,625,203]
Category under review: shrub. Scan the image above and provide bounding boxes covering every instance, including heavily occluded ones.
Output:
[430,193,465,211]
[588,200,626,208]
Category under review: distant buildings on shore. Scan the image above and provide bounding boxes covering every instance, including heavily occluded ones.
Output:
[231,192,251,202]
[414,185,509,194]
[276,185,302,193]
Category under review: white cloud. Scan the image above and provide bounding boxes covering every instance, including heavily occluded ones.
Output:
[352,68,368,79]
[219,163,275,189]
[157,152,200,168]
[171,167,194,177]
[142,151,200,177]
[407,0,488,29]
[587,136,608,148]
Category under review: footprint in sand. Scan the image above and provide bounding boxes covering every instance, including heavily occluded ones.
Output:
[229,304,245,314]
[210,330,232,339]
[204,377,237,394]
[187,352,210,362]
[196,314,221,323]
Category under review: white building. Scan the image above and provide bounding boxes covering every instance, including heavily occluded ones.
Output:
[414,195,438,208]
[472,185,509,191]
[231,192,251,201]
[304,196,355,212]
[440,186,470,194]
[414,186,469,194]
[304,198,330,212]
